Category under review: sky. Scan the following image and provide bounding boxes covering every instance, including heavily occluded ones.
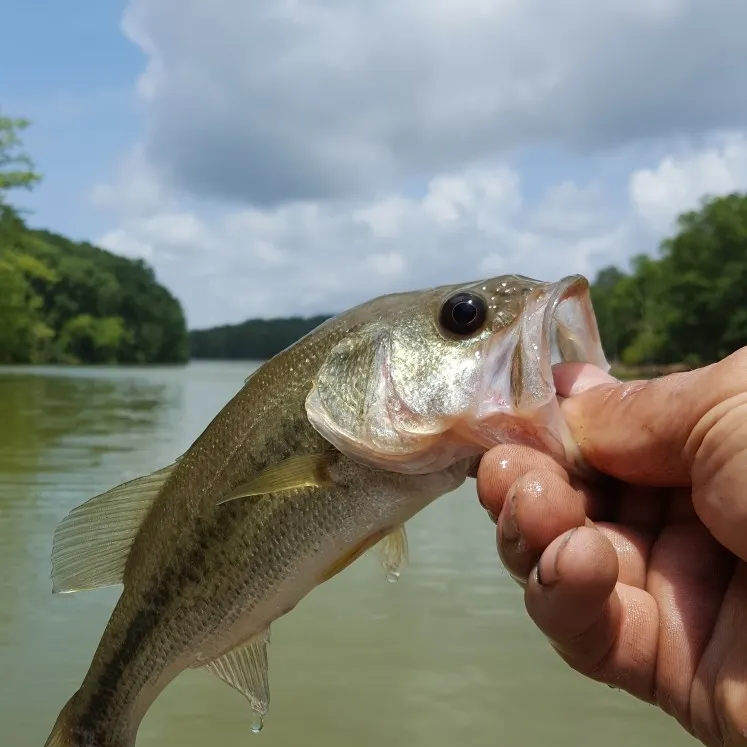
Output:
[3,0,747,330]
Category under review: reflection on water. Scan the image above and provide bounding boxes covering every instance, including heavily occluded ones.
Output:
[0,363,695,746]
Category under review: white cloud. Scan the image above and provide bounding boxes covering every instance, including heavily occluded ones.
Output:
[94,155,636,328]
[93,132,747,329]
[118,0,747,205]
[90,145,171,218]
[87,2,747,329]
[629,132,747,233]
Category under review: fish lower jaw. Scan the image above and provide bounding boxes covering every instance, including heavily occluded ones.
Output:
[458,392,593,478]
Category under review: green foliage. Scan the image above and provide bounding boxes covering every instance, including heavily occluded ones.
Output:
[58,314,127,365]
[0,111,188,366]
[189,316,331,360]
[0,210,189,365]
[0,114,42,202]
[589,192,747,366]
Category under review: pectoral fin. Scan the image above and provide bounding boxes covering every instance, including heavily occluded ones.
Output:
[200,629,271,728]
[216,452,337,505]
[377,524,408,581]
[50,463,177,594]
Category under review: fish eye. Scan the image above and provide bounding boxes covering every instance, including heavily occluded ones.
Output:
[438,292,487,336]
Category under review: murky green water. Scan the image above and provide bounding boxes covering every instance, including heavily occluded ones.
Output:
[0,362,695,746]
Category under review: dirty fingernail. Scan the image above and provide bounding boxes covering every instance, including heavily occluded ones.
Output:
[500,487,520,543]
[536,527,579,587]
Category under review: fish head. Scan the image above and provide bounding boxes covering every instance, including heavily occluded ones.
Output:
[305,274,609,477]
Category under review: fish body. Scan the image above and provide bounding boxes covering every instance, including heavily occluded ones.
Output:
[43,274,608,747]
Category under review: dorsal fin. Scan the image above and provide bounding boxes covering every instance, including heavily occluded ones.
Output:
[50,463,176,594]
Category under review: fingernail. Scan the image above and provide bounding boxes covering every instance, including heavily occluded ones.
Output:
[536,527,578,587]
[500,487,520,543]
[477,488,500,524]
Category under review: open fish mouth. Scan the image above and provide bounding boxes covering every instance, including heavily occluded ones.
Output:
[469,274,609,476]
[541,274,609,386]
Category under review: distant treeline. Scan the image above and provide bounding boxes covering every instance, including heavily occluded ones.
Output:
[0,112,188,365]
[189,315,331,360]
[190,193,747,369]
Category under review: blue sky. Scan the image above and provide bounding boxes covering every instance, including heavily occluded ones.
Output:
[1,0,141,240]
[2,1,747,328]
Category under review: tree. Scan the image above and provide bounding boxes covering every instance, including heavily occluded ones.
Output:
[655,192,747,364]
[588,192,747,367]
[0,113,42,205]
[0,110,188,366]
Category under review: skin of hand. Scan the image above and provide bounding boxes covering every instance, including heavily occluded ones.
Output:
[476,347,747,747]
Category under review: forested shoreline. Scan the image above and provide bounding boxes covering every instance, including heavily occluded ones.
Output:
[589,191,747,368]
[0,114,188,365]
[0,208,189,364]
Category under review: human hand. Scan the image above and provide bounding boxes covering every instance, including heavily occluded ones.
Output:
[477,348,747,747]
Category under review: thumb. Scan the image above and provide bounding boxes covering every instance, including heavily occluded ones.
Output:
[554,353,747,487]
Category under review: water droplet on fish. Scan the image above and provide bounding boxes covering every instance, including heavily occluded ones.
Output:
[386,570,400,583]
[250,711,264,733]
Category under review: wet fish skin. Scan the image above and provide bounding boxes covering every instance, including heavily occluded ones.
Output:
[43,273,608,747]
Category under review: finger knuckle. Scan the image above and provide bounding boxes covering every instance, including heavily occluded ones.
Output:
[714,679,747,746]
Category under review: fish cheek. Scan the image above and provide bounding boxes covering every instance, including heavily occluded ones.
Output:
[386,328,483,436]
[305,324,428,467]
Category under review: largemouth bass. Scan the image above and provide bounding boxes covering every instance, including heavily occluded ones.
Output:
[43,273,608,747]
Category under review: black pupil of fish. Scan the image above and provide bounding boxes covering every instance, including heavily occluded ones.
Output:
[452,301,477,327]
[440,293,485,335]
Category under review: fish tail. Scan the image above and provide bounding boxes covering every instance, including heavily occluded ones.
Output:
[43,693,79,747]
[43,691,124,747]
[44,691,133,747]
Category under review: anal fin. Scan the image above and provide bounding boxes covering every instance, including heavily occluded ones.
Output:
[377,524,408,582]
[50,463,176,594]
[201,629,271,731]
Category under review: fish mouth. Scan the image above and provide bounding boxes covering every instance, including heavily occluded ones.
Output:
[469,274,609,477]
[541,274,609,387]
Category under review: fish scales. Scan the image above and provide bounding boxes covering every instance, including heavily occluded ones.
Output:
[70,325,353,741]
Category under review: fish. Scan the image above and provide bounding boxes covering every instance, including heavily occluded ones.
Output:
[42,273,609,747]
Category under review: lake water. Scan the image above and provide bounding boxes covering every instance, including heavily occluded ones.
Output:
[0,362,696,747]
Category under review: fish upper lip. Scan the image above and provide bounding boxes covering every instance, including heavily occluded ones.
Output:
[535,274,609,398]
